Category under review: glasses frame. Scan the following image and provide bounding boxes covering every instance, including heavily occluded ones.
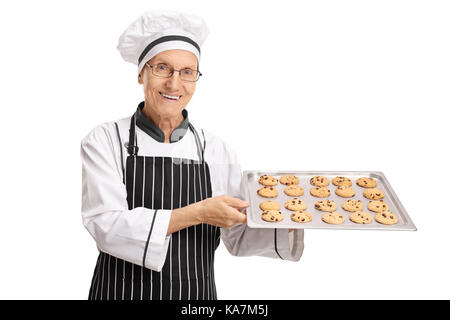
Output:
[145,62,202,82]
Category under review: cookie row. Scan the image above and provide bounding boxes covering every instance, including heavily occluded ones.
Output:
[258,185,385,200]
[260,199,391,214]
[260,209,398,225]
[259,174,377,188]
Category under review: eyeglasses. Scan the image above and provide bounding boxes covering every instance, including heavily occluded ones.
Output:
[145,63,202,82]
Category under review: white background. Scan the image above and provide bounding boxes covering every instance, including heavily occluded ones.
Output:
[0,0,449,299]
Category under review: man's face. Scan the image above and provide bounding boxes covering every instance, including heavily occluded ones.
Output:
[138,49,198,119]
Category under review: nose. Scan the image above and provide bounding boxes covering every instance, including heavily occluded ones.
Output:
[165,71,182,89]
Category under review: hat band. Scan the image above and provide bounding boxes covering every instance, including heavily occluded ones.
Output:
[138,35,201,64]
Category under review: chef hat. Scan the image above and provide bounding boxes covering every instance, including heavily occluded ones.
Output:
[117,10,209,75]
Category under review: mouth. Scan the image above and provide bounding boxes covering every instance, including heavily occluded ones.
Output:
[159,91,182,102]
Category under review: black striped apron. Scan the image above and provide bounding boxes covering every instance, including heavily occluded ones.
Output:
[88,113,220,300]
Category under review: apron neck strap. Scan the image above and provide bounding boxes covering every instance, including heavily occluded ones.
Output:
[188,123,205,164]
[127,113,139,156]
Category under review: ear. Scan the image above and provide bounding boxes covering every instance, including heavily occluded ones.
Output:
[138,72,143,84]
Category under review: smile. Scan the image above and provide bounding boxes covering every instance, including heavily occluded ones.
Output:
[159,91,181,101]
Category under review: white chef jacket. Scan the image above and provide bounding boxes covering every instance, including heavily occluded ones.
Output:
[80,115,304,272]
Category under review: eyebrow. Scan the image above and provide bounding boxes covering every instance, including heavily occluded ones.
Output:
[153,60,197,69]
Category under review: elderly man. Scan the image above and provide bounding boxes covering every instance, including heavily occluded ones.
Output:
[80,10,304,300]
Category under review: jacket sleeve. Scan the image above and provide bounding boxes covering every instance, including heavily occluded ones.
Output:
[219,145,305,262]
[80,124,171,271]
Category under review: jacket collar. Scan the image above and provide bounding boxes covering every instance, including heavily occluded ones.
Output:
[135,101,189,143]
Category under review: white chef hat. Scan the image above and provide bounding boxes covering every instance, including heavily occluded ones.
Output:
[117,10,209,75]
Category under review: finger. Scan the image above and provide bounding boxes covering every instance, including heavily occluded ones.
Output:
[229,207,247,223]
[237,212,247,224]
[225,197,249,209]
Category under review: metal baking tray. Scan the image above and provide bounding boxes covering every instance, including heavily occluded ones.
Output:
[243,171,416,231]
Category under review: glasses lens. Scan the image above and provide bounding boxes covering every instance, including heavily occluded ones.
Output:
[179,68,199,82]
[153,64,172,77]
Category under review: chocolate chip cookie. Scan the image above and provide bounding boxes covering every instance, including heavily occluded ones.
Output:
[342,200,364,212]
[257,186,278,198]
[310,176,330,187]
[367,200,390,213]
[356,177,377,188]
[258,174,278,186]
[291,211,312,223]
[335,185,356,198]
[280,175,299,185]
[284,198,307,211]
[284,185,304,197]
[259,200,281,211]
[363,188,384,200]
[332,176,352,187]
[310,186,331,198]
[349,211,373,224]
[375,211,398,225]
[314,200,337,212]
[261,210,284,222]
[321,212,345,225]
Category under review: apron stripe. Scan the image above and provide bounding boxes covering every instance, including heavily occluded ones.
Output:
[201,224,205,298]
[142,157,146,207]
[131,263,135,300]
[114,256,118,300]
[193,164,198,300]
[106,254,111,300]
[123,258,132,299]
[160,157,165,299]
[101,252,106,299]
[132,155,137,209]
[140,264,144,300]
[169,159,174,300]
[186,161,191,299]
[153,157,162,209]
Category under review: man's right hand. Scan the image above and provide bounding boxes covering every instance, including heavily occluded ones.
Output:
[197,195,248,228]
